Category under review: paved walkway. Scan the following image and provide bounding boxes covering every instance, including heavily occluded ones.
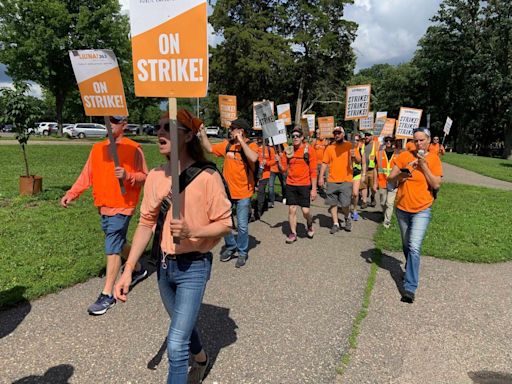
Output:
[0,198,380,383]
[341,162,512,384]
[442,161,512,190]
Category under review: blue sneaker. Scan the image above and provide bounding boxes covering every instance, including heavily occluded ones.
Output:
[130,266,148,288]
[352,212,360,221]
[87,293,116,315]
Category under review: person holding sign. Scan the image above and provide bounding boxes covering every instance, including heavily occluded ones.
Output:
[429,136,445,156]
[255,136,276,220]
[387,127,443,303]
[359,131,378,208]
[376,137,399,228]
[115,109,232,383]
[318,126,355,233]
[60,116,148,315]
[278,127,317,243]
[351,134,366,221]
[312,129,331,197]
[198,118,258,268]
[269,143,288,207]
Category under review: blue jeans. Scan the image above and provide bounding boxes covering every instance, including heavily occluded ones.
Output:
[396,207,432,293]
[269,171,286,203]
[158,254,212,384]
[224,197,250,257]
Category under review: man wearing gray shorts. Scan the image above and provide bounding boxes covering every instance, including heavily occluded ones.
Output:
[318,126,356,233]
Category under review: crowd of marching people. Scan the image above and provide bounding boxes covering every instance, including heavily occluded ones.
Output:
[61,109,443,383]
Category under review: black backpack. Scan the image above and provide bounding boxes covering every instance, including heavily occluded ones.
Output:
[225,141,260,188]
[149,161,233,264]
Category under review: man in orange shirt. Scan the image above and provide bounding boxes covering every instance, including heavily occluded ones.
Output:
[199,118,258,268]
[388,127,443,303]
[255,136,276,219]
[312,129,331,197]
[318,126,355,233]
[277,127,317,243]
[429,136,445,156]
[60,116,148,315]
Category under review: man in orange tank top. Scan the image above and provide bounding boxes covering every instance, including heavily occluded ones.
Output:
[60,116,148,315]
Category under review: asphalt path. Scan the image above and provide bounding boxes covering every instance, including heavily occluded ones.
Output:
[1,196,380,383]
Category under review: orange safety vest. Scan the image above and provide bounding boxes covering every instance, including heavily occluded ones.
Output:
[377,149,396,189]
[90,138,143,209]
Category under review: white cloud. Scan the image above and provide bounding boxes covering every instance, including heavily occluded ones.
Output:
[345,0,442,72]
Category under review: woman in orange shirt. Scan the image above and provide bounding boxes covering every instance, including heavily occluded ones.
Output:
[387,127,442,304]
[114,110,232,383]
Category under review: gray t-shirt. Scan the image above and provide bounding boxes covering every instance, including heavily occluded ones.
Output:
[363,140,377,169]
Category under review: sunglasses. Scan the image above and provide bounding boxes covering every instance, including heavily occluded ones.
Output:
[291,134,302,138]
[333,131,343,135]
[385,140,393,143]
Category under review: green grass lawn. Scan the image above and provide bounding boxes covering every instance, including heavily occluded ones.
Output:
[375,183,512,263]
[443,152,512,183]
[0,143,278,308]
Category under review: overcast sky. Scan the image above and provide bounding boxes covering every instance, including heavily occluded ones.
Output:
[1,0,442,95]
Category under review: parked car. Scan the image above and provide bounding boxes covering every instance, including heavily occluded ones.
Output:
[62,124,74,138]
[70,123,107,139]
[123,124,140,135]
[205,126,220,137]
[1,124,13,132]
[34,122,58,136]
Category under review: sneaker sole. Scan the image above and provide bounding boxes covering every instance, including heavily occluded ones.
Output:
[220,255,234,262]
[88,301,116,316]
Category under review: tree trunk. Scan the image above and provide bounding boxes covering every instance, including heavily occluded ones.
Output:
[505,123,512,160]
[294,76,304,129]
[21,143,29,176]
[55,91,65,137]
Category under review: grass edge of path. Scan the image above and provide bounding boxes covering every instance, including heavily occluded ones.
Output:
[335,249,381,378]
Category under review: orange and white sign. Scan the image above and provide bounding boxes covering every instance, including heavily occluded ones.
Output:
[396,107,423,138]
[302,114,316,134]
[69,50,128,116]
[345,84,371,120]
[129,0,208,97]
[219,95,237,128]
[277,103,292,125]
[381,118,396,137]
[253,101,274,130]
[359,111,375,131]
[317,116,335,138]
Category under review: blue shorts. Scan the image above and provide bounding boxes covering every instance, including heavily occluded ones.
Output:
[100,214,132,255]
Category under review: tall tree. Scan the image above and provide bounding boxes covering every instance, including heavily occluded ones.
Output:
[0,0,130,134]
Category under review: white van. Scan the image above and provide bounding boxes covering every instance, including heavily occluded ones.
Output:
[70,123,107,139]
[35,122,58,135]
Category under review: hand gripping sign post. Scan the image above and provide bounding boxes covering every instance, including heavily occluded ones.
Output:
[69,49,128,195]
[442,116,453,145]
[130,0,208,243]
[219,95,237,128]
[345,84,371,120]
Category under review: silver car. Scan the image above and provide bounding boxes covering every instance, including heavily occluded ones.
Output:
[70,123,107,139]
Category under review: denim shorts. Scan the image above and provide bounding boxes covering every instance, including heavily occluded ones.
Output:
[100,214,132,255]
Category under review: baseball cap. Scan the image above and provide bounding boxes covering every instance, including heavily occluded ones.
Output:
[364,131,373,136]
[109,116,127,124]
[230,118,250,132]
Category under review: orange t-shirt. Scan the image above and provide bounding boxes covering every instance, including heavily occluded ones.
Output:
[139,165,232,255]
[270,143,287,173]
[393,151,443,213]
[313,138,330,163]
[212,139,259,199]
[280,144,317,186]
[322,141,353,183]
[257,145,276,180]
[429,143,445,156]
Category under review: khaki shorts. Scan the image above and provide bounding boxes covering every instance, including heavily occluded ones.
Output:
[359,171,375,190]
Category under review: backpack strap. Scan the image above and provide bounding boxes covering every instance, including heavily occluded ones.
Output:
[149,162,234,265]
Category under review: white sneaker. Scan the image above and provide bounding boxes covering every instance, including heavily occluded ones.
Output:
[282,198,286,205]
[383,221,391,229]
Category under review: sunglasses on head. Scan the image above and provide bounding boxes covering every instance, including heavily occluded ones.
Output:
[413,127,431,136]
[109,116,126,124]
